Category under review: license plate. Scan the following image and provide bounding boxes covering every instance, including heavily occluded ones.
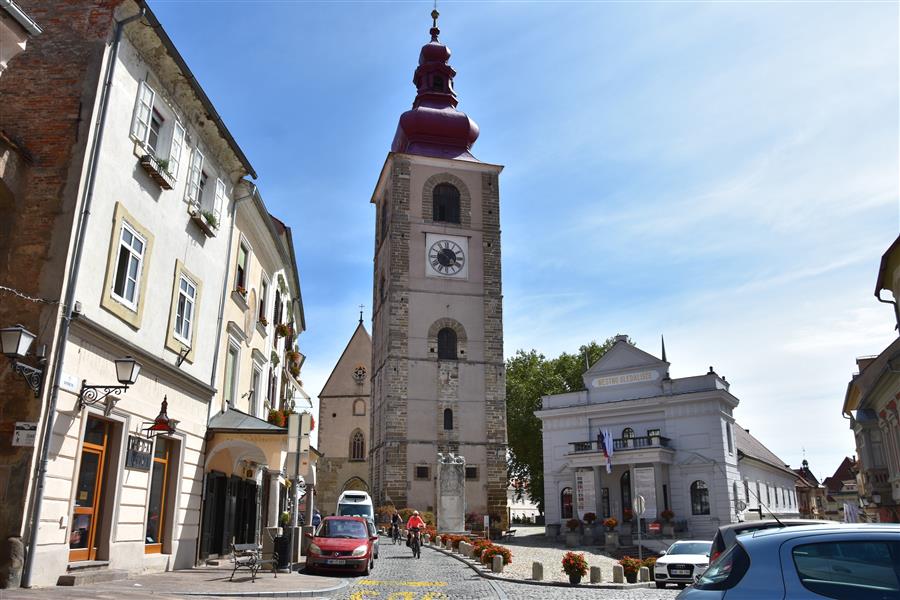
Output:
[672,569,690,575]
[327,559,346,565]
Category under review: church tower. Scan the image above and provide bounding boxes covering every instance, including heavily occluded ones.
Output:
[369,10,507,521]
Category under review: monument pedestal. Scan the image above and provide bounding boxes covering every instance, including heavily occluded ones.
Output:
[437,453,466,533]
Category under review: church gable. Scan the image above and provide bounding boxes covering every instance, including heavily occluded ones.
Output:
[319,322,371,400]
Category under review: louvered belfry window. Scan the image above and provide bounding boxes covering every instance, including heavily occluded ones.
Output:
[432,183,460,224]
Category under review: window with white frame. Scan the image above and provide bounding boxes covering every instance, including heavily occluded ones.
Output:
[250,365,262,417]
[258,276,269,323]
[235,241,249,291]
[111,222,146,309]
[131,81,185,178]
[185,147,205,207]
[224,341,239,407]
[213,178,225,221]
[173,274,197,344]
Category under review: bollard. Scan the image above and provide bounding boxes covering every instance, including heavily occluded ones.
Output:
[491,554,504,573]
[532,561,543,581]
[459,541,468,556]
[590,565,602,583]
[639,566,650,582]
[613,563,624,584]
[423,534,430,544]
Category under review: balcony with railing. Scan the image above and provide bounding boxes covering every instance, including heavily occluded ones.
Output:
[569,435,672,455]
[859,467,891,500]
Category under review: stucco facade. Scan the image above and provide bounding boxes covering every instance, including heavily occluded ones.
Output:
[537,336,798,539]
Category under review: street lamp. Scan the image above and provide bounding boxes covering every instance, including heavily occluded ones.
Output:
[141,396,178,439]
[0,324,45,397]
[77,355,142,415]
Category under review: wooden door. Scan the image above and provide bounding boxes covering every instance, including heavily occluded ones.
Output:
[69,418,110,562]
[144,439,170,554]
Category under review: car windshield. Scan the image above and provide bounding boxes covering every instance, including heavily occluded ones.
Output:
[669,542,711,556]
[338,503,373,518]
[318,519,368,539]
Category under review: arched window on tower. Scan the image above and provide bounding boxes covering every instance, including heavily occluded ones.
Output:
[691,480,710,515]
[437,328,457,360]
[443,408,453,430]
[561,487,573,519]
[432,183,460,224]
[350,430,365,461]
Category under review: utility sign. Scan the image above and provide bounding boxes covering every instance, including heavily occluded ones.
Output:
[633,494,646,517]
[12,422,37,447]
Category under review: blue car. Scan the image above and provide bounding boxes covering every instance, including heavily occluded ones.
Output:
[677,523,900,599]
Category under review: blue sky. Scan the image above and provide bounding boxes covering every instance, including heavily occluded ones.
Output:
[151,1,899,481]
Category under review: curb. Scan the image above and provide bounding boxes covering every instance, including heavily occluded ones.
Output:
[178,577,351,597]
[426,543,654,590]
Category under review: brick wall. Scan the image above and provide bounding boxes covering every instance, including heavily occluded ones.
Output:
[0,0,120,541]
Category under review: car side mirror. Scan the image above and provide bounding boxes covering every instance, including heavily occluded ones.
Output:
[371,536,378,542]
[659,550,666,556]
[304,532,313,539]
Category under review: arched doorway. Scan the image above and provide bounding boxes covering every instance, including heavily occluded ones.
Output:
[341,476,369,493]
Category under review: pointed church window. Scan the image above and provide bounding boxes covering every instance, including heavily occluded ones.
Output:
[432,183,460,224]
[350,430,365,461]
[437,328,457,360]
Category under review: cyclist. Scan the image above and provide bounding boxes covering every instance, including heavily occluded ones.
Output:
[406,510,426,547]
[390,511,402,544]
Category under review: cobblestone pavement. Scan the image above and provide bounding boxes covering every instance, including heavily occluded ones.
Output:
[331,538,681,600]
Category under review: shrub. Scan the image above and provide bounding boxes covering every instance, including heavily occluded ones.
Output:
[481,544,512,566]
[375,504,396,523]
[566,518,581,531]
[421,511,435,526]
[602,517,618,529]
[561,551,588,577]
[583,512,597,524]
[398,508,414,522]
[642,556,657,569]
[472,538,493,559]
[618,556,641,576]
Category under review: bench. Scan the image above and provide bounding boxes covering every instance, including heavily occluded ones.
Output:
[230,543,278,583]
[501,529,517,541]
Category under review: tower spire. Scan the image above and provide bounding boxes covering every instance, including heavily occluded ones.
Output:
[661,334,667,362]
[430,7,440,41]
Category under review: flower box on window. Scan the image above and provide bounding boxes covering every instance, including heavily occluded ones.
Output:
[188,207,218,237]
[139,154,175,190]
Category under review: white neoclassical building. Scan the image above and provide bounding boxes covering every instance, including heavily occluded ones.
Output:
[537,336,799,539]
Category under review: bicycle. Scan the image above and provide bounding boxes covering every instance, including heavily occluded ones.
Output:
[409,527,421,559]
[391,523,401,545]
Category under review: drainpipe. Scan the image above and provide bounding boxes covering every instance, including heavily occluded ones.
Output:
[876,290,900,333]
[20,7,146,588]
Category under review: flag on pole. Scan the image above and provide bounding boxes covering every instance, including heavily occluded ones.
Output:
[601,429,614,474]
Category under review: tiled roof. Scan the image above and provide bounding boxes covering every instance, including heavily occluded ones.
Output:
[735,425,791,473]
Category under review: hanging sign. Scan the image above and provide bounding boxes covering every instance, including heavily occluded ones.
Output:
[125,435,152,471]
[12,422,37,447]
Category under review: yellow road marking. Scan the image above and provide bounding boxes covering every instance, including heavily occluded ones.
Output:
[350,591,380,600]
[357,580,448,587]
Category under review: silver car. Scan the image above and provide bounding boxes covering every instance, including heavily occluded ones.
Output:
[677,523,900,599]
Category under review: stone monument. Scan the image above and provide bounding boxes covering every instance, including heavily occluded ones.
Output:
[437,452,466,532]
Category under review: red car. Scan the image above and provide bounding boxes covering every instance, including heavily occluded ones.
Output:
[305,516,377,575]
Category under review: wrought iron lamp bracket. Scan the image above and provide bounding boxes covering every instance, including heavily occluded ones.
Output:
[11,359,43,398]
[78,380,128,415]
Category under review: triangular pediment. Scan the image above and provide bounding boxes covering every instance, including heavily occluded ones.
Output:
[582,338,669,391]
[319,322,371,398]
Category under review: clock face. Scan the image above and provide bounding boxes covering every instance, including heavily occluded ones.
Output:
[428,239,466,276]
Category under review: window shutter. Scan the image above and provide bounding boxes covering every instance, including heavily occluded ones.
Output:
[168,123,185,179]
[132,81,155,143]
[214,178,226,219]
[185,148,204,206]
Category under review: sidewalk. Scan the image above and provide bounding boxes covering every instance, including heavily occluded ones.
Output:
[0,563,349,599]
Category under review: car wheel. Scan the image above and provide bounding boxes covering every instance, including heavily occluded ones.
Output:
[655,582,666,589]
[362,561,370,576]
[678,583,687,589]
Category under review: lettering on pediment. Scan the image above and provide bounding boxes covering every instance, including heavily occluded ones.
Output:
[591,370,659,388]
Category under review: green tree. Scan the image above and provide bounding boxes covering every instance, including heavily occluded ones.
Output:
[505,337,623,512]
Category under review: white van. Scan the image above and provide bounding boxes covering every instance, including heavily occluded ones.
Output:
[336,491,374,519]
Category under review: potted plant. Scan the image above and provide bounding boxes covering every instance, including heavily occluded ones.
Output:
[235,285,247,298]
[561,551,588,585]
[267,409,285,427]
[481,544,512,567]
[258,316,269,327]
[642,556,657,581]
[602,517,619,550]
[565,518,581,548]
[270,350,280,367]
[582,512,597,544]
[660,509,675,536]
[275,323,291,338]
[619,556,641,583]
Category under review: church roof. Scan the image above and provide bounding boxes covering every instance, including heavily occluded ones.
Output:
[390,9,480,161]
[318,321,371,398]
[822,457,856,493]
[735,425,793,475]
